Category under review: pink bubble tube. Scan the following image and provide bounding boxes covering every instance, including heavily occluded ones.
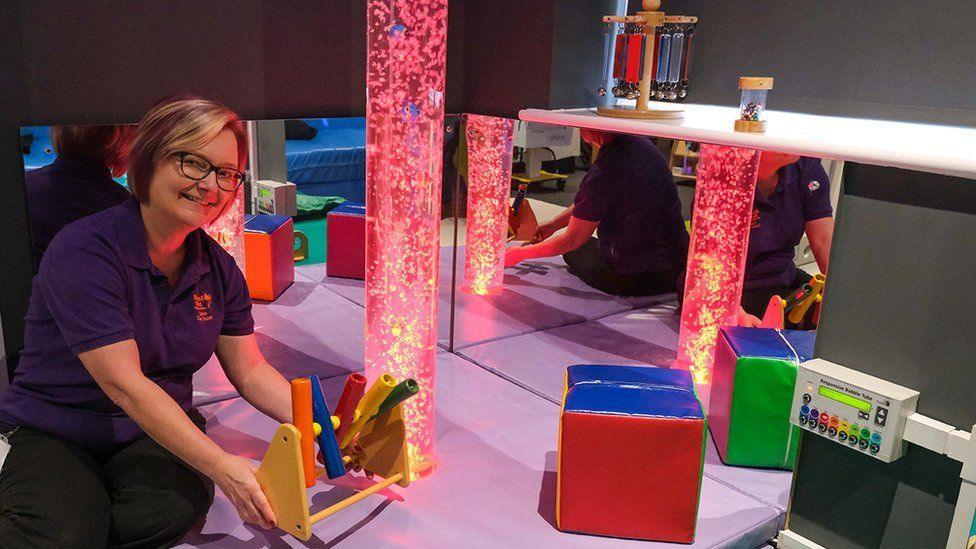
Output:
[364,0,448,475]
[205,189,246,273]
[463,115,515,296]
[676,145,760,397]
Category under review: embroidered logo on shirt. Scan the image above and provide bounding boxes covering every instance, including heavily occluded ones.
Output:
[808,180,821,192]
[751,208,761,229]
[193,293,214,322]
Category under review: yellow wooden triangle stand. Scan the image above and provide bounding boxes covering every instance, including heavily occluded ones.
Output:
[255,405,415,541]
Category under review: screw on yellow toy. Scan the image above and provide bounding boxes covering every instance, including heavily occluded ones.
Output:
[760,273,826,329]
[255,373,423,541]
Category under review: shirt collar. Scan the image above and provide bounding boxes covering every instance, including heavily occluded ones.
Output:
[114,198,213,285]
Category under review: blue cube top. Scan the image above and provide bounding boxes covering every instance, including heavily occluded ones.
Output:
[564,365,703,420]
[330,201,365,217]
[244,214,291,234]
[722,327,815,363]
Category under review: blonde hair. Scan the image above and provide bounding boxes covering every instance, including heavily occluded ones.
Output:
[127,97,247,203]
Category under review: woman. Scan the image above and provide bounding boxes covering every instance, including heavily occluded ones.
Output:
[738,152,834,327]
[0,98,291,547]
[26,124,135,264]
[505,129,688,297]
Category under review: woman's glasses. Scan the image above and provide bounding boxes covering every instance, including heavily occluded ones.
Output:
[176,151,247,192]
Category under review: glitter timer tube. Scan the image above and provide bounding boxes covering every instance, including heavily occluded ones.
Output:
[365,0,447,475]
[463,115,515,296]
[675,144,760,405]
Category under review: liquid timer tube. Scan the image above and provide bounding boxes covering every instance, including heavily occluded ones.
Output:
[613,32,628,79]
[333,373,367,445]
[625,33,644,83]
[290,378,317,487]
[668,31,684,84]
[656,32,671,84]
[599,22,619,104]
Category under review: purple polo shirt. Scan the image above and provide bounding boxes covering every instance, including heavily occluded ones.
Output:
[0,198,253,454]
[744,157,832,290]
[573,134,689,274]
[26,155,131,264]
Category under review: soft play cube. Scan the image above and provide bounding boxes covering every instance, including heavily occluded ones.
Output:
[557,365,706,543]
[326,202,365,280]
[244,214,294,301]
[710,327,815,469]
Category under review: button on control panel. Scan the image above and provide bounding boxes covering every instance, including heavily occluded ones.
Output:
[791,359,920,463]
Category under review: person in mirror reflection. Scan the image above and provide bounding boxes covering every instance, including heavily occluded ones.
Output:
[504,129,689,297]
[737,152,834,328]
[25,124,135,266]
[0,98,293,547]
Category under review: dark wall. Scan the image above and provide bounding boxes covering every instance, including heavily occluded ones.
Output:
[789,164,976,548]
[669,0,976,127]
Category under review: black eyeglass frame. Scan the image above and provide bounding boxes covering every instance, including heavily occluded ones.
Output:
[175,151,248,192]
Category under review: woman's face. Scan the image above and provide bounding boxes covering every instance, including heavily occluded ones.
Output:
[147,129,239,230]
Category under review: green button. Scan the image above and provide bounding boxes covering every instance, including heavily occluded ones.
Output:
[860,428,871,439]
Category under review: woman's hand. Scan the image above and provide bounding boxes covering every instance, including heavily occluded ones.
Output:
[212,453,277,530]
[504,246,526,268]
[531,222,557,244]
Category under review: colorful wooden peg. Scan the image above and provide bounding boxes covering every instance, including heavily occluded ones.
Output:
[341,373,396,448]
[308,375,346,479]
[334,374,367,445]
[290,378,316,488]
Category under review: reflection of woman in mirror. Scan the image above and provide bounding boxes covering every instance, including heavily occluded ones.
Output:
[504,129,689,297]
[0,98,291,546]
[737,152,835,327]
[26,124,135,264]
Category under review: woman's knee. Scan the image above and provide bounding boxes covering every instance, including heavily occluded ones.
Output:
[109,473,213,547]
[0,429,111,548]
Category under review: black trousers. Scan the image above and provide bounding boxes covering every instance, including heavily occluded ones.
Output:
[741,268,818,329]
[0,410,213,549]
[563,238,680,297]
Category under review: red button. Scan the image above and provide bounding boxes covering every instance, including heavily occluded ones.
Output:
[820,413,830,423]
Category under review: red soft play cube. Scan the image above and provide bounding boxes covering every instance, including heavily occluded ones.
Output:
[557,365,706,543]
[326,202,365,280]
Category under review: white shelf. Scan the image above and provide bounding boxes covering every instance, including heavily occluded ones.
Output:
[518,103,976,180]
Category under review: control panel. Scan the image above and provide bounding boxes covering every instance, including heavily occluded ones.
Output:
[791,359,920,462]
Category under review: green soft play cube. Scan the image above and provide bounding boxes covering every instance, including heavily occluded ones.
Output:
[708,327,815,469]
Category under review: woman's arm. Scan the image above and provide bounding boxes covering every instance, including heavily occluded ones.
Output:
[805,216,834,274]
[79,340,276,529]
[215,334,292,425]
[506,215,598,266]
[530,204,575,244]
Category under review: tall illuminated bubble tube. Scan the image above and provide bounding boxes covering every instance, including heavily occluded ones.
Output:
[675,145,760,409]
[462,115,515,296]
[365,0,447,475]
[205,189,246,272]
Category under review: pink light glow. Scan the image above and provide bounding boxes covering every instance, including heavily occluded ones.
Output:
[364,0,447,476]
[205,189,246,272]
[676,145,760,401]
[463,115,515,296]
